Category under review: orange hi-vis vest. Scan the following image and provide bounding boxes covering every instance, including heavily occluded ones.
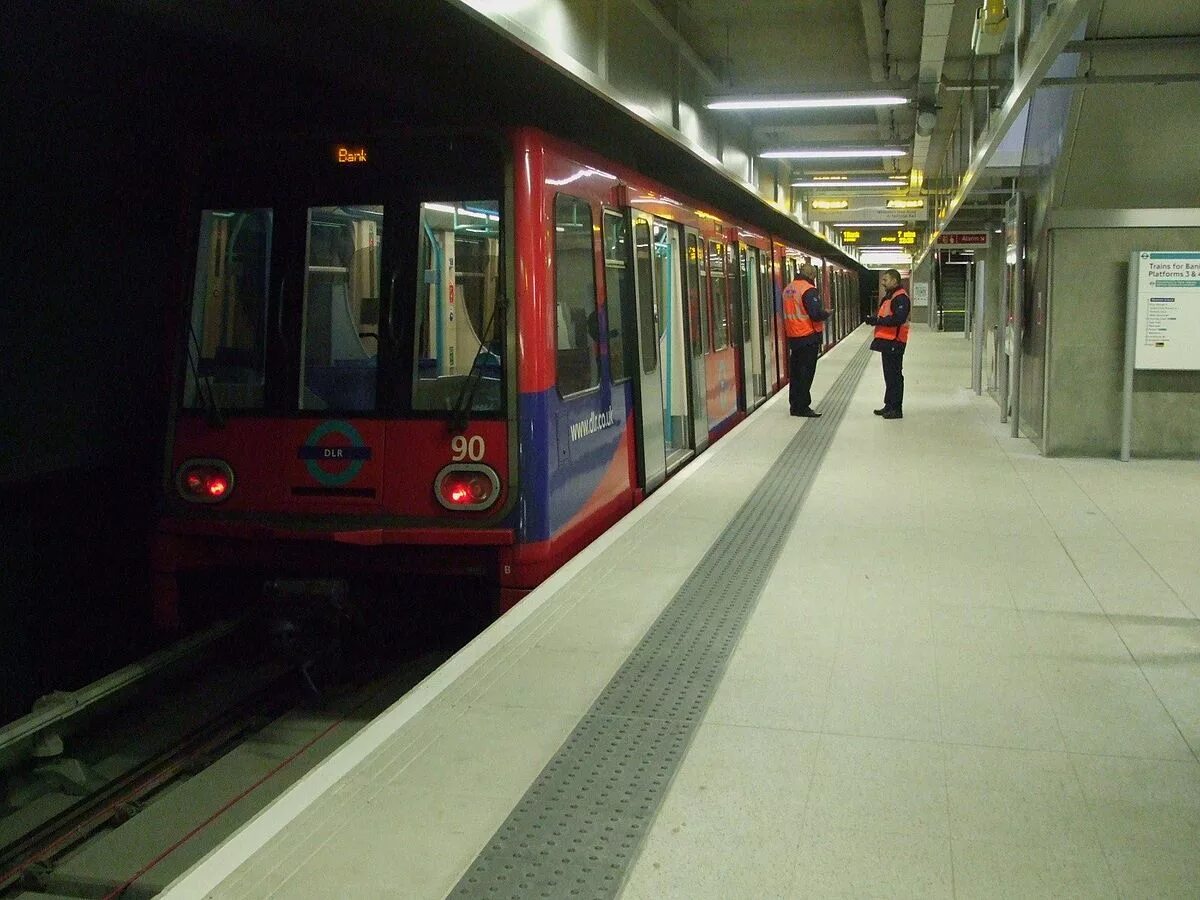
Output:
[873,289,911,344]
[783,278,821,338]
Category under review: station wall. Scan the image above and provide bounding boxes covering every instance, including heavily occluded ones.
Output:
[1044,227,1200,457]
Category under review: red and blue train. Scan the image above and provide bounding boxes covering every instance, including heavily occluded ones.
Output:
[152,127,861,628]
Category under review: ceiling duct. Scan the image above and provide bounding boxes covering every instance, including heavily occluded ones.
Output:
[909,0,957,191]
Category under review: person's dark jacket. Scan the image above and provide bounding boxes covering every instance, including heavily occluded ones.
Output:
[867,286,910,353]
[792,287,830,347]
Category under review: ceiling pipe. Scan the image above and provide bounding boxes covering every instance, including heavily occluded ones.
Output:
[944,72,1200,88]
[858,0,894,145]
[909,0,957,194]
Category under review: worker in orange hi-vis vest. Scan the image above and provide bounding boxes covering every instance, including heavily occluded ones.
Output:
[782,261,830,417]
[864,268,911,419]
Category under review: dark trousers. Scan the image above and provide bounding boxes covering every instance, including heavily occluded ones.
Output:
[882,350,904,411]
[788,339,819,412]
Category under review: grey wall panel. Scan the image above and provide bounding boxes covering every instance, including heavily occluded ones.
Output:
[1059,82,1200,208]
[678,62,719,160]
[607,2,676,127]
[1045,227,1200,457]
[497,0,602,74]
[723,138,752,185]
[1020,230,1050,446]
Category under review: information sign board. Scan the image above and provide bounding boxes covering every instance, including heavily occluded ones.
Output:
[1132,252,1200,371]
[936,232,989,247]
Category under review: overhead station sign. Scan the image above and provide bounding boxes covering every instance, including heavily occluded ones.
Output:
[842,228,919,246]
[936,232,989,246]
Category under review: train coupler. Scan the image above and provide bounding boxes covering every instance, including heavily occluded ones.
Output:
[262,579,353,697]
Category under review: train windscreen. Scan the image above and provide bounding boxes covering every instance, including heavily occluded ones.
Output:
[184,209,272,410]
[179,132,507,419]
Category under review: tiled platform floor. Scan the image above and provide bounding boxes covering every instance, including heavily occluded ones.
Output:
[166,329,1200,900]
[623,331,1200,899]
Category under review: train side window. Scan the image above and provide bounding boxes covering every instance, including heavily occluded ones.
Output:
[412,200,503,412]
[184,209,272,410]
[602,211,632,383]
[740,246,752,338]
[709,239,729,350]
[554,194,600,396]
[299,206,383,412]
[685,234,703,355]
[633,218,657,373]
[697,235,711,352]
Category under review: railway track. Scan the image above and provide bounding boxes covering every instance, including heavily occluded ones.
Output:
[1,616,451,898]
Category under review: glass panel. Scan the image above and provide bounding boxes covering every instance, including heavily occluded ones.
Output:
[553,194,599,396]
[299,206,383,412]
[740,247,752,343]
[184,209,271,410]
[413,200,503,411]
[654,222,689,452]
[743,246,763,396]
[685,234,703,355]
[759,258,776,382]
[709,240,728,350]
[602,212,632,383]
[633,219,657,374]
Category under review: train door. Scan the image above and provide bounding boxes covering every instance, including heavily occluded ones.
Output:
[815,260,832,352]
[759,251,778,393]
[630,212,667,491]
[652,220,693,473]
[683,229,709,452]
[740,244,766,408]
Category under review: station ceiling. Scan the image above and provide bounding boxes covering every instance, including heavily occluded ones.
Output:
[93,0,1198,250]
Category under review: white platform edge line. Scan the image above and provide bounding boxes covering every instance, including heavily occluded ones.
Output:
[159,328,869,899]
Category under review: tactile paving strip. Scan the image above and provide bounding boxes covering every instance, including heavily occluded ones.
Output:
[450,340,873,899]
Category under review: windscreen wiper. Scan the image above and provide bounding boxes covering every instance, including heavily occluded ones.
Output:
[186,323,225,428]
[449,295,506,434]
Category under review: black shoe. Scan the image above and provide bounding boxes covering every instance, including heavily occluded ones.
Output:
[881,409,903,419]
[795,409,822,418]
[873,407,888,416]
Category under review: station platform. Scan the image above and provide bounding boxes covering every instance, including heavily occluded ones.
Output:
[163,328,1200,899]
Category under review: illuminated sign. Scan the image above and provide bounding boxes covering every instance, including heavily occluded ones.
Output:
[812,199,850,210]
[333,145,369,164]
[881,235,898,243]
[897,230,917,245]
[841,230,861,243]
[937,232,989,246]
[887,199,925,209]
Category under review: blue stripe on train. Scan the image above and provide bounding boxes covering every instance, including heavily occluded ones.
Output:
[517,381,633,543]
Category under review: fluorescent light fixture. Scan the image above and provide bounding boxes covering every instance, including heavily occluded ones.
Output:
[761,148,907,159]
[831,222,903,228]
[707,94,909,111]
[792,179,908,188]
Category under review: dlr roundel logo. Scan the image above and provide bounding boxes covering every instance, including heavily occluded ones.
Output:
[298,420,372,486]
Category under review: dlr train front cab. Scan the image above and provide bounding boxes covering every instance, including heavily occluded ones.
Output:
[153,127,851,628]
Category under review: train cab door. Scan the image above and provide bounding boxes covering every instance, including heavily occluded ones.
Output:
[683,228,709,452]
[740,244,766,410]
[630,212,667,492]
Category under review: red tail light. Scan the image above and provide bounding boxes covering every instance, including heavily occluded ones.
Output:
[177,460,235,504]
[434,465,500,511]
